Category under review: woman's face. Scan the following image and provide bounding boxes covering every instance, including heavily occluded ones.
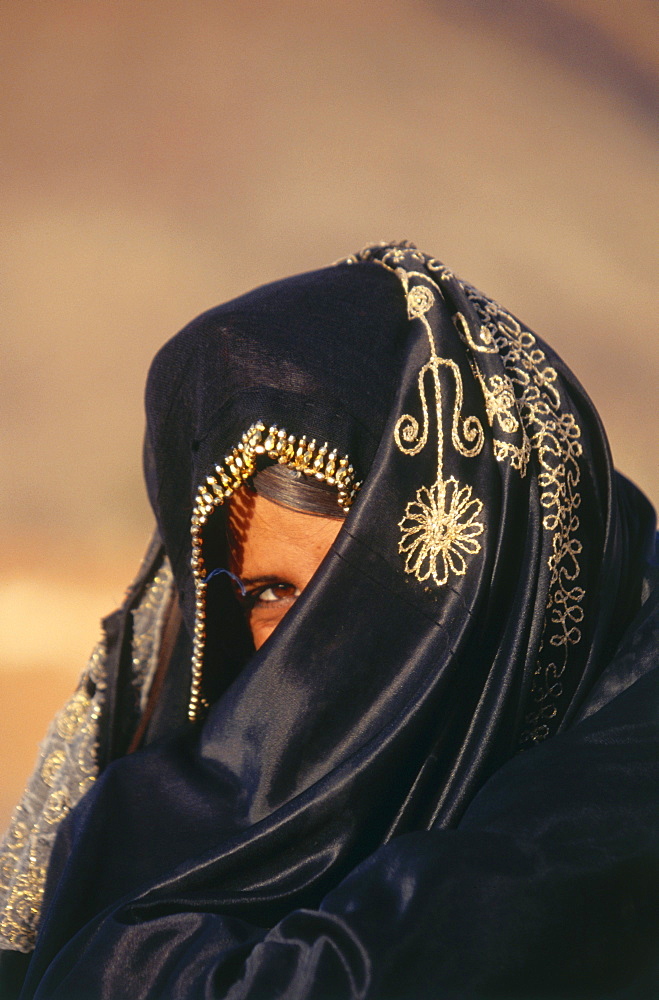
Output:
[228,488,343,649]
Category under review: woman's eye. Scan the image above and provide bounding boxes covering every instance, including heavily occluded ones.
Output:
[248,582,300,605]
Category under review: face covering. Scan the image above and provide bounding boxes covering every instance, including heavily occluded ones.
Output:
[10,242,658,1000]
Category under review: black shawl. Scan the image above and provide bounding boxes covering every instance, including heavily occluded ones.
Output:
[19,243,659,998]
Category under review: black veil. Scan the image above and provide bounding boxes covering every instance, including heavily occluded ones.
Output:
[18,243,658,998]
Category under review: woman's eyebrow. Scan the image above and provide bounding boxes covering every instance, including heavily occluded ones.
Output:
[240,575,286,588]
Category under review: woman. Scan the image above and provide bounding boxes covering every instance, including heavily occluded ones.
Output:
[2,242,657,998]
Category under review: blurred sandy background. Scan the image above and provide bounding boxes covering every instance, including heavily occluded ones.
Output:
[1,0,657,830]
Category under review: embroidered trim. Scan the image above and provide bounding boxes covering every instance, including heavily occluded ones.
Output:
[344,242,584,742]
[0,557,174,952]
[131,568,174,712]
[463,286,584,744]
[188,422,359,722]
[0,643,106,952]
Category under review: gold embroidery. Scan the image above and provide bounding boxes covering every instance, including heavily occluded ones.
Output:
[378,256,486,587]
[77,775,96,796]
[0,659,103,952]
[0,859,47,952]
[0,854,15,892]
[0,550,175,952]
[463,286,584,743]
[40,750,67,788]
[345,243,584,742]
[399,477,485,586]
[453,310,498,354]
[42,790,70,826]
[469,362,520,436]
[131,569,174,712]
[4,821,29,853]
[55,690,92,740]
[492,436,532,474]
[426,258,457,282]
[188,422,360,722]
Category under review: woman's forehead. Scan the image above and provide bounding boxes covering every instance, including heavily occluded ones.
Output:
[228,489,343,584]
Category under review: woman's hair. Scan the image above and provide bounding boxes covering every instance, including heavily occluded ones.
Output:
[250,463,346,519]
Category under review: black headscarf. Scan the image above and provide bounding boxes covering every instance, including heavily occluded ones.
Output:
[20,243,659,998]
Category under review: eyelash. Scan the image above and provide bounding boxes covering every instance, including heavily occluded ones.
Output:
[240,582,300,611]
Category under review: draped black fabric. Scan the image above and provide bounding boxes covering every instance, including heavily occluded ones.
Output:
[19,244,658,998]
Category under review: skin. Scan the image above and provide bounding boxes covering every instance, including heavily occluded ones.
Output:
[228,487,344,649]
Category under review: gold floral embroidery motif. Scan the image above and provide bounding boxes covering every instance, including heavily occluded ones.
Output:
[399,478,485,586]
[381,257,486,588]
[345,243,584,742]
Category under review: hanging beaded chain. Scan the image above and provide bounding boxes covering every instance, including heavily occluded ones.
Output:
[188,421,360,722]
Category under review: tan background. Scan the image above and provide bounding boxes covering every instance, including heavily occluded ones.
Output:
[1,0,657,830]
